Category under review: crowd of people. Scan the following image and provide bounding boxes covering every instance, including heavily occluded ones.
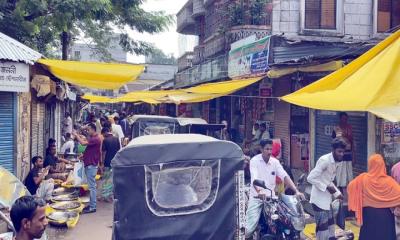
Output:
[8,109,400,240]
[22,109,127,218]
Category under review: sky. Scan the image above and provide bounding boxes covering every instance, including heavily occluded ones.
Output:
[127,0,192,63]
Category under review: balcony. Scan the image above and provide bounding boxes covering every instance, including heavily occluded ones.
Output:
[192,45,205,65]
[226,25,271,45]
[193,0,205,18]
[177,51,194,71]
[203,34,227,59]
[177,1,197,35]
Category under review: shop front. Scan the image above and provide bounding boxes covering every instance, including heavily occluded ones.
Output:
[0,61,31,175]
[0,92,17,173]
[314,111,368,175]
[375,119,400,172]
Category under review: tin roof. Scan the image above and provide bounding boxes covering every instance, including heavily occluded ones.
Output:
[0,32,42,65]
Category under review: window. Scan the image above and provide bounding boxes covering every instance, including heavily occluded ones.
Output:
[144,159,220,216]
[377,0,400,32]
[305,0,337,29]
[74,51,81,60]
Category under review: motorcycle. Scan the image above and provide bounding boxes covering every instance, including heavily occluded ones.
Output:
[252,179,307,240]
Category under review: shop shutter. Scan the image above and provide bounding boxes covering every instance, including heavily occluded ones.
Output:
[315,111,338,161]
[0,92,16,173]
[273,78,291,164]
[55,102,62,149]
[315,111,368,176]
[31,100,39,157]
[37,103,45,157]
[347,114,368,175]
[31,100,45,158]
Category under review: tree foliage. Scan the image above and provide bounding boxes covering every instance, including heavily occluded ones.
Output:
[145,47,176,65]
[0,0,173,59]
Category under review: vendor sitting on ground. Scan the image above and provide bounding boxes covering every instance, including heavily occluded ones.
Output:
[60,132,76,156]
[24,156,54,201]
[44,145,72,181]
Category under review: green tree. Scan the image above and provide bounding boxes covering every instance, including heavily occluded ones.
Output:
[145,47,176,65]
[0,0,173,60]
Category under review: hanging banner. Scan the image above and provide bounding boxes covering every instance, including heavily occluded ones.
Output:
[228,36,270,78]
[0,62,29,92]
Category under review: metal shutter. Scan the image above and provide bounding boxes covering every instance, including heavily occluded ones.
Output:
[31,100,39,157]
[37,103,45,157]
[31,99,45,158]
[315,111,368,176]
[0,92,16,173]
[273,78,291,164]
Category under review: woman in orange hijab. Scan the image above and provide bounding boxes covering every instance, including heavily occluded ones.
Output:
[348,154,400,240]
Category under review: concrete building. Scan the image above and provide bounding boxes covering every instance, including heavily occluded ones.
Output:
[70,34,128,62]
[125,64,177,92]
[174,0,400,173]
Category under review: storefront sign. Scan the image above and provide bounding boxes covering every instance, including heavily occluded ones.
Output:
[259,82,272,97]
[228,36,270,78]
[382,121,400,144]
[0,62,29,92]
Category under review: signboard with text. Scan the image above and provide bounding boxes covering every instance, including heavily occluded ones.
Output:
[382,120,400,144]
[0,62,29,92]
[228,36,270,78]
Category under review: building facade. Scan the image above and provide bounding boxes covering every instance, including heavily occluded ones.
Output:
[174,0,400,173]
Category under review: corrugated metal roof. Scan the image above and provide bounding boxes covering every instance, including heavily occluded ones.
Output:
[270,36,372,66]
[0,32,42,65]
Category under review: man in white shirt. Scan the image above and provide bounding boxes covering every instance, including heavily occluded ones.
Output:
[307,137,346,240]
[62,112,73,137]
[245,139,304,238]
[60,133,75,155]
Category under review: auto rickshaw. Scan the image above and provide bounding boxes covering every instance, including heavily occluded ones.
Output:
[176,117,226,138]
[128,115,179,139]
[112,134,246,240]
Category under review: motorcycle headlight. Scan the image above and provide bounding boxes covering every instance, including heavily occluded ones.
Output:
[291,216,305,231]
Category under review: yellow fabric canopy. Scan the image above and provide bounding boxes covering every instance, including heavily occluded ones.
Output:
[81,94,115,103]
[282,30,400,122]
[85,76,264,104]
[165,93,224,104]
[267,61,344,78]
[185,77,263,94]
[38,59,145,90]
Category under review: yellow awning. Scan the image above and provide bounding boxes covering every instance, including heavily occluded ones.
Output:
[185,77,263,94]
[81,94,115,103]
[87,76,265,104]
[267,61,344,79]
[38,59,145,90]
[282,30,400,122]
[165,93,224,104]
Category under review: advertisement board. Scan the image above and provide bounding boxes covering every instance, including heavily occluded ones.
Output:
[228,36,270,78]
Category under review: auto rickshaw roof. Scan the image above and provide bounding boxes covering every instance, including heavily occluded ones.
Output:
[112,134,243,167]
[175,117,208,126]
[129,114,177,123]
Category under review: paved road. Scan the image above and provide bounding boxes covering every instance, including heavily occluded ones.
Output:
[47,201,113,240]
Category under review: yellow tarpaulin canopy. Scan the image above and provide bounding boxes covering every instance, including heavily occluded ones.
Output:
[282,30,400,122]
[165,93,225,104]
[84,76,264,104]
[185,77,263,94]
[38,59,145,90]
[267,61,344,79]
[81,94,115,103]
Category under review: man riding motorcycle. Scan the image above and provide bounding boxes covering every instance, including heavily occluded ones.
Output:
[245,139,305,239]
